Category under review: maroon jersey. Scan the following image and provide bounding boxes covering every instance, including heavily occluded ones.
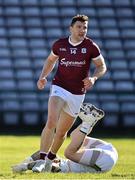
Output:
[52,37,101,95]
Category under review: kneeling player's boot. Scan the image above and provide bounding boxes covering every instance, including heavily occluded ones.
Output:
[79,103,105,134]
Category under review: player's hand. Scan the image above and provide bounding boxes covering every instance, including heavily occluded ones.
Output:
[37,78,47,90]
[82,77,97,90]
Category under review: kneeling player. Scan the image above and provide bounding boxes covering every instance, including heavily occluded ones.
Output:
[12,103,118,173]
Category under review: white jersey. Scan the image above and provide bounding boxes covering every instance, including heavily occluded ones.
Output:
[59,142,118,173]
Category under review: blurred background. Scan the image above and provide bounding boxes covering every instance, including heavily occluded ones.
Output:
[0,0,135,135]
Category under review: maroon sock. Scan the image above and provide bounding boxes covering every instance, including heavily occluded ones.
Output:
[47,151,56,160]
[40,152,47,160]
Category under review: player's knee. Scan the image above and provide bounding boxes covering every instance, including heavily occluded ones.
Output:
[46,121,56,129]
[55,131,67,140]
[46,115,57,129]
[64,147,74,160]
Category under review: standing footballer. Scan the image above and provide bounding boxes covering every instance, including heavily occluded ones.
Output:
[31,14,107,172]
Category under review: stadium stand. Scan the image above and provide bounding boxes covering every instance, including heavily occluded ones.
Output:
[0,0,135,129]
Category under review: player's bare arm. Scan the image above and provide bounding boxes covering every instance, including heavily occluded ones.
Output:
[83,55,107,90]
[37,53,58,90]
[92,55,107,79]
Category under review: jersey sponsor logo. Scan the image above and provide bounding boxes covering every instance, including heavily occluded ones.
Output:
[70,48,77,54]
[81,48,87,54]
[60,58,86,67]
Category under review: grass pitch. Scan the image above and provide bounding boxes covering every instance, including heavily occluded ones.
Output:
[0,135,135,179]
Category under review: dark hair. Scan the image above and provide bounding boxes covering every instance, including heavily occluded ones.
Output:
[70,14,89,26]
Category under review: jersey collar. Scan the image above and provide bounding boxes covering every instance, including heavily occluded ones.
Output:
[68,36,84,46]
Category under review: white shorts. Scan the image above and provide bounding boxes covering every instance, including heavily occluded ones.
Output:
[50,85,85,117]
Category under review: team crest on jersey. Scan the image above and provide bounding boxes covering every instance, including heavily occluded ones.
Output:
[70,48,77,54]
[81,48,87,53]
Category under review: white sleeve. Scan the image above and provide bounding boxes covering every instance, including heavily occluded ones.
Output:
[92,54,103,61]
[51,50,59,57]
